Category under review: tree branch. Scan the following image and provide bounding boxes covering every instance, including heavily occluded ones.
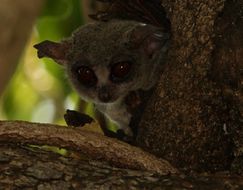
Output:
[0,120,177,174]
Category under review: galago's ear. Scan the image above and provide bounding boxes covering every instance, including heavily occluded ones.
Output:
[34,40,70,65]
[127,24,170,58]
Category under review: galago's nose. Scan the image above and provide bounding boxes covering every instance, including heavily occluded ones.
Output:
[98,86,112,103]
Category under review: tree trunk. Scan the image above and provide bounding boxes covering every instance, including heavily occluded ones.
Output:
[137,0,243,173]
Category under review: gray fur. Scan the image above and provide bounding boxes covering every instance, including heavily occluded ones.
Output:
[35,20,170,137]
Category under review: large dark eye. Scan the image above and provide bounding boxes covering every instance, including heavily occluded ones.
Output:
[110,61,132,82]
[76,66,97,87]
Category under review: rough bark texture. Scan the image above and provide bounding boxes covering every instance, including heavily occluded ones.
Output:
[0,122,243,190]
[0,0,44,95]
[0,120,177,175]
[137,0,243,173]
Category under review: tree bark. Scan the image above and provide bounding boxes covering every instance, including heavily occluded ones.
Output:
[137,0,243,173]
[0,120,177,175]
[0,120,242,189]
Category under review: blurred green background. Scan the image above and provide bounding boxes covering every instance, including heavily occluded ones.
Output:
[0,0,86,124]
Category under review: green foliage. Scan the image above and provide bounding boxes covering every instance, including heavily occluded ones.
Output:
[0,0,83,123]
[2,64,39,120]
